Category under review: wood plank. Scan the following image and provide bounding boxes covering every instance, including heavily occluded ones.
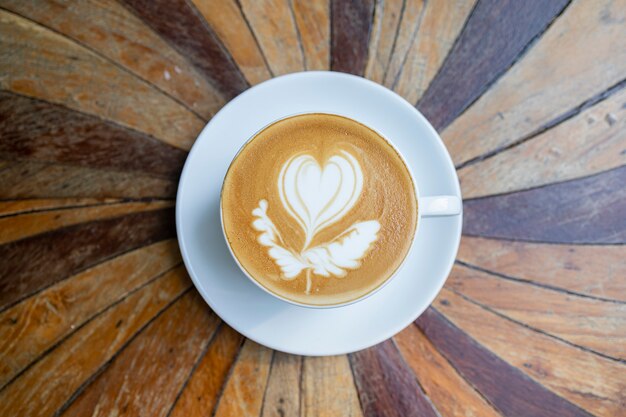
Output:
[239,0,305,75]
[441,0,626,164]
[330,0,375,76]
[417,308,593,417]
[0,240,180,388]
[430,289,626,416]
[261,352,301,417]
[418,0,569,131]
[349,340,439,417]
[190,0,272,85]
[457,236,626,302]
[302,355,363,417]
[61,291,219,417]
[0,201,172,245]
[292,0,330,70]
[169,324,244,417]
[120,0,249,100]
[447,264,626,360]
[0,0,225,118]
[459,86,626,198]
[0,159,177,199]
[382,0,425,88]
[393,0,477,104]
[0,207,175,310]
[463,165,626,243]
[364,0,403,84]
[0,91,187,178]
[394,324,501,417]
[213,340,273,417]
[0,198,120,217]
[0,10,204,151]
[0,267,191,417]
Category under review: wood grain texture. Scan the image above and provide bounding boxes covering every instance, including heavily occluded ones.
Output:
[120,0,249,99]
[0,267,191,417]
[330,0,375,76]
[0,207,175,310]
[463,165,626,243]
[0,91,187,178]
[418,0,569,131]
[457,236,626,302]
[393,0,477,104]
[417,308,593,417]
[459,86,626,198]
[0,0,225,118]
[447,264,626,360]
[239,0,305,75]
[363,0,403,83]
[261,352,301,417]
[292,0,330,70]
[0,10,204,150]
[170,324,244,417]
[382,0,425,88]
[61,291,219,417]
[441,0,626,165]
[0,201,172,244]
[190,0,272,85]
[0,159,177,199]
[0,198,120,217]
[432,289,626,416]
[302,355,363,417]
[349,340,439,417]
[0,240,180,388]
[213,340,273,417]
[394,324,501,417]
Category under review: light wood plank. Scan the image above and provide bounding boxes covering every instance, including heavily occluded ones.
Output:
[191,0,272,85]
[459,87,626,198]
[0,198,120,217]
[1,0,224,118]
[394,325,501,417]
[292,0,330,70]
[302,355,363,417]
[434,288,626,416]
[213,339,273,417]
[0,10,205,150]
[240,0,305,75]
[0,266,191,417]
[443,0,626,165]
[0,240,181,388]
[0,201,172,244]
[261,352,301,417]
[364,0,403,83]
[394,0,476,103]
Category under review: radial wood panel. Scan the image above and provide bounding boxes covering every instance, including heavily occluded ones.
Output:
[1,1,624,416]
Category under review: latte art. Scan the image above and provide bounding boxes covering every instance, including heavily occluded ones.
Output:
[253,151,380,293]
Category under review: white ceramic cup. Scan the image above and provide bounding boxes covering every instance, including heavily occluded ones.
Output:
[220,112,461,309]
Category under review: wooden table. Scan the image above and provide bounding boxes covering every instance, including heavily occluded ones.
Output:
[1,1,624,416]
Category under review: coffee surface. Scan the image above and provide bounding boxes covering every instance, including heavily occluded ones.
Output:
[221,114,418,305]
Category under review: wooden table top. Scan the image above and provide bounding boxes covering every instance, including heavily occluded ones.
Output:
[1,1,625,416]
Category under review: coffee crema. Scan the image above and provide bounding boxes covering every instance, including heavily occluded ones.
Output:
[221,113,418,306]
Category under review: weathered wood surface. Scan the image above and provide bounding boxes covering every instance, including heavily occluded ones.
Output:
[1,1,624,416]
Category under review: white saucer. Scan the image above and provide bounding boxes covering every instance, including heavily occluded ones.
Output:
[176,72,462,355]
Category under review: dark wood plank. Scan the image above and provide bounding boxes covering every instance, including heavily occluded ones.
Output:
[0,198,120,217]
[417,308,593,417]
[330,0,375,76]
[418,0,570,130]
[0,159,177,199]
[0,92,186,178]
[463,165,626,243]
[61,291,219,417]
[349,340,439,417]
[120,0,249,100]
[0,207,175,310]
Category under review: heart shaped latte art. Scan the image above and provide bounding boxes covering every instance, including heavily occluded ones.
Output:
[278,151,363,249]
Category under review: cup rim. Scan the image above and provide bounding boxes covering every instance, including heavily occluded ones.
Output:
[219,111,421,309]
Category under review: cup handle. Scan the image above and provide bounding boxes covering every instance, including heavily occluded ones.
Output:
[420,195,462,217]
